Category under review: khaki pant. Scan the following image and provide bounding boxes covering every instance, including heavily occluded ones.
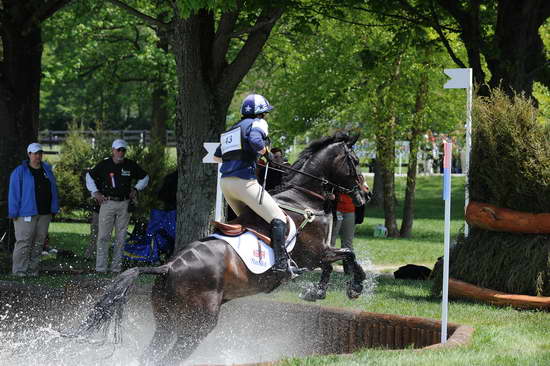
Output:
[330,211,355,250]
[220,177,285,224]
[96,200,130,272]
[12,214,52,275]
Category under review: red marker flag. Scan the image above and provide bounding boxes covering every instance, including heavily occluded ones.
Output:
[443,141,452,200]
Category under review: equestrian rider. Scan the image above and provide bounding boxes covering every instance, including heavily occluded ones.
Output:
[214,94,296,275]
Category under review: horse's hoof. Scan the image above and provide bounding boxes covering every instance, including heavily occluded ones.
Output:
[299,288,319,302]
[316,288,327,300]
[346,281,363,299]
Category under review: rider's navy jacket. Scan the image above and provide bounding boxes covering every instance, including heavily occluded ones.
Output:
[214,117,268,180]
[8,160,60,218]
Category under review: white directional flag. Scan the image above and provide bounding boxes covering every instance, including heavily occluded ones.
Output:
[202,142,223,221]
[443,68,472,89]
[203,142,220,163]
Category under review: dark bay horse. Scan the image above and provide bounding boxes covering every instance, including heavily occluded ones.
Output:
[71,133,367,365]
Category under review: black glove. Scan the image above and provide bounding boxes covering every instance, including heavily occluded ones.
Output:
[264,151,275,163]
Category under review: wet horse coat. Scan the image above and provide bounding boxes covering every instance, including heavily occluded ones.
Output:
[72,133,367,365]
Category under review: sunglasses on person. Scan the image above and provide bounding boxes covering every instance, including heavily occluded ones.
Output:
[116,148,127,152]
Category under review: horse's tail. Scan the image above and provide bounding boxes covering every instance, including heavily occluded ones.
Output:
[64,265,170,341]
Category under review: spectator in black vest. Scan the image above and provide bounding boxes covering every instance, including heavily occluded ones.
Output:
[85,139,149,273]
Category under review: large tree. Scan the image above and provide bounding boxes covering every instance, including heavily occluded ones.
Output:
[0,0,72,256]
[105,0,285,249]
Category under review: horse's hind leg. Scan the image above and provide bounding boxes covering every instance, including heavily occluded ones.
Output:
[140,285,177,366]
[161,304,221,365]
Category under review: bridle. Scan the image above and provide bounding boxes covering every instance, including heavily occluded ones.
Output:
[267,142,363,201]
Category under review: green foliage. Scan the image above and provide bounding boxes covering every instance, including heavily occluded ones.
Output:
[54,127,96,216]
[41,0,177,130]
[470,89,550,212]
[126,143,176,219]
[54,125,175,218]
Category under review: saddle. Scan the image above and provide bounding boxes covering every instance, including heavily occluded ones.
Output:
[212,212,292,246]
[212,221,272,245]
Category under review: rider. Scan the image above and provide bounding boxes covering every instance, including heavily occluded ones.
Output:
[214,94,296,275]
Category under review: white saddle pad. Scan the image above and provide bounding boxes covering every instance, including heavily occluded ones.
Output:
[211,218,297,274]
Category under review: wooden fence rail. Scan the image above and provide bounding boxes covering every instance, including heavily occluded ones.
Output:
[38,130,177,148]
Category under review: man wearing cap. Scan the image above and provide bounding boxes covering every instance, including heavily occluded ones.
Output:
[85,139,149,273]
[8,143,60,277]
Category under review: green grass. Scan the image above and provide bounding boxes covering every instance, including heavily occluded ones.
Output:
[353,175,466,270]
[3,175,549,365]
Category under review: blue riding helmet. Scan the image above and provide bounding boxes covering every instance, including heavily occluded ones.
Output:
[240,94,274,115]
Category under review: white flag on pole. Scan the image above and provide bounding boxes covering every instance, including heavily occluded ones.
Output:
[203,142,220,163]
[443,68,472,89]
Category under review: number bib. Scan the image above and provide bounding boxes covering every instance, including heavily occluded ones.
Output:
[220,126,242,156]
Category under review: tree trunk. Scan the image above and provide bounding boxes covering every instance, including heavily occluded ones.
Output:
[400,129,420,238]
[0,23,43,269]
[373,53,403,238]
[377,125,399,237]
[466,200,550,234]
[436,0,550,99]
[170,7,283,251]
[400,73,429,237]
[485,0,550,99]
[150,29,170,147]
[150,85,168,146]
[369,158,384,208]
[172,16,223,248]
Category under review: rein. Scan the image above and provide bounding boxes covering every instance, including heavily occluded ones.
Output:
[267,159,355,195]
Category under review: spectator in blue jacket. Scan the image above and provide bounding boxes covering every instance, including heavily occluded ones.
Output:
[8,143,59,277]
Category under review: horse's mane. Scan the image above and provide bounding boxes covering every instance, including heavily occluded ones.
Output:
[270,132,354,195]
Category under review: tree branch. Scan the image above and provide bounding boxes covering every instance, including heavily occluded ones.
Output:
[211,8,241,77]
[218,7,284,99]
[429,2,466,68]
[107,0,168,30]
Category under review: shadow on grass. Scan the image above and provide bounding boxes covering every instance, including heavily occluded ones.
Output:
[374,277,441,304]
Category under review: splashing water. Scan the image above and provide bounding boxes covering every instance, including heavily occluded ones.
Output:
[0,255,380,366]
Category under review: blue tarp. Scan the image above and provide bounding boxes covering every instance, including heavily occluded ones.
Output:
[123,209,176,263]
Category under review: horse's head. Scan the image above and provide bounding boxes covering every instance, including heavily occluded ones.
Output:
[324,133,366,207]
[286,132,366,207]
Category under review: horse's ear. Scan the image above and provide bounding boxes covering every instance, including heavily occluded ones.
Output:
[347,134,360,147]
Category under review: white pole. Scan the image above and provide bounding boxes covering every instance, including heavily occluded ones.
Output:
[441,141,453,344]
[464,79,473,237]
[215,164,223,221]
[203,142,224,221]
[443,68,473,237]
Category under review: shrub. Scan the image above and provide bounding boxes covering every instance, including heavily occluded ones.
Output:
[54,125,175,219]
[469,89,550,212]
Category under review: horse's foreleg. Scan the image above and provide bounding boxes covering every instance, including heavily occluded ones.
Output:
[330,248,366,299]
[300,263,333,302]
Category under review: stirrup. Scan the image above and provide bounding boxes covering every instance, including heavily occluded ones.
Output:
[272,259,304,279]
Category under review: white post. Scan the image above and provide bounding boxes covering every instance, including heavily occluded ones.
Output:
[444,68,473,237]
[464,80,473,236]
[441,140,453,344]
[203,142,223,221]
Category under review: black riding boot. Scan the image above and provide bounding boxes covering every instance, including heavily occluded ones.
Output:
[271,218,291,273]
